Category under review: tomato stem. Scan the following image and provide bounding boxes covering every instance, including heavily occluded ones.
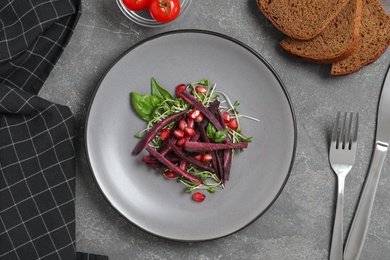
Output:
[159,0,171,15]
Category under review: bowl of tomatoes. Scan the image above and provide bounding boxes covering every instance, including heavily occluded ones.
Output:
[117,0,191,27]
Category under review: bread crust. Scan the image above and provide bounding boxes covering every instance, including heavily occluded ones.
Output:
[257,0,351,40]
[279,0,362,64]
[331,0,390,75]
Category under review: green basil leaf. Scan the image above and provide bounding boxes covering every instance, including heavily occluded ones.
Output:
[151,77,173,101]
[131,92,161,121]
[206,123,217,139]
[214,130,227,143]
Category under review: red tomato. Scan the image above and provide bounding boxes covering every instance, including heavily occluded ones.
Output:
[148,0,181,23]
[122,0,150,11]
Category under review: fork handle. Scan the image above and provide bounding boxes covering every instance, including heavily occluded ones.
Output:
[344,143,388,260]
[329,174,346,260]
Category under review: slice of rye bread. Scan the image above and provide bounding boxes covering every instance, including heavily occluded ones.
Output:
[279,0,362,64]
[331,0,390,75]
[257,0,350,40]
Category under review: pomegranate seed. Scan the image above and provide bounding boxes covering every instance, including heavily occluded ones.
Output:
[164,170,176,179]
[176,84,186,95]
[222,112,231,123]
[184,127,196,137]
[195,113,204,123]
[201,153,212,162]
[174,129,185,139]
[194,155,202,161]
[176,138,186,148]
[188,109,200,120]
[195,86,208,94]
[178,118,187,130]
[187,117,194,128]
[227,118,238,130]
[160,129,170,141]
[192,192,206,202]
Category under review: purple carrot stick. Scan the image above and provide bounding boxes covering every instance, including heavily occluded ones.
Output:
[168,140,216,173]
[177,90,224,131]
[145,146,202,184]
[183,141,248,153]
[132,110,188,156]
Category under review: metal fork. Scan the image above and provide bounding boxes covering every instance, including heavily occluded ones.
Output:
[328,112,359,260]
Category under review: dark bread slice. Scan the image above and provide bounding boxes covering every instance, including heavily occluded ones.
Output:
[279,0,362,64]
[257,0,350,40]
[331,0,390,75]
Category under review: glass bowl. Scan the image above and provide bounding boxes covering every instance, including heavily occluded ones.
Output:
[116,0,192,27]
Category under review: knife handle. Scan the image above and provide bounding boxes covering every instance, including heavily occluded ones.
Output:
[344,143,388,260]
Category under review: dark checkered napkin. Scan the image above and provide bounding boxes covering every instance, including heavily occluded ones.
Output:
[0,0,107,259]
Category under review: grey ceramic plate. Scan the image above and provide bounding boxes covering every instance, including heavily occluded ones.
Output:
[381,0,390,15]
[85,30,296,241]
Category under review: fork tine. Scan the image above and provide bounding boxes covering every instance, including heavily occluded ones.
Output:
[331,112,359,151]
[344,112,359,150]
[345,112,353,149]
[351,113,359,149]
[331,112,341,149]
[340,112,348,149]
[337,112,348,149]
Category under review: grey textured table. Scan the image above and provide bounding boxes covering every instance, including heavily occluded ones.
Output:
[39,1,390,259]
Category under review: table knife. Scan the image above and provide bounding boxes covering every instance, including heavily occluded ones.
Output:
[344,64,390,260]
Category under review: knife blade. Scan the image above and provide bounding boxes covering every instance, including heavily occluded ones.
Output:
[344,64,390,260]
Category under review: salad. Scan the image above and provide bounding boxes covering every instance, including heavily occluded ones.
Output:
[131,78,259,202]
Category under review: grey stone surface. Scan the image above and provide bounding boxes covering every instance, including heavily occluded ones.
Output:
[39,0,390,259]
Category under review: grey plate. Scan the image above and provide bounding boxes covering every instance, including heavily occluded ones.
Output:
[85,30,296,241]
[381,0,390,15]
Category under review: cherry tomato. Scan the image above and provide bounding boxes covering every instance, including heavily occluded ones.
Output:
[148,0,181,23]
[122,0,150,11]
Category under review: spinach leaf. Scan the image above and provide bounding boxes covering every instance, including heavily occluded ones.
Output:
[151,77,173,101]
[206,123,217,139]
[214,130,227,143]
[131,92,161,121]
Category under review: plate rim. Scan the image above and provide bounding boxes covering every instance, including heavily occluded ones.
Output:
[84,29,297,241]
